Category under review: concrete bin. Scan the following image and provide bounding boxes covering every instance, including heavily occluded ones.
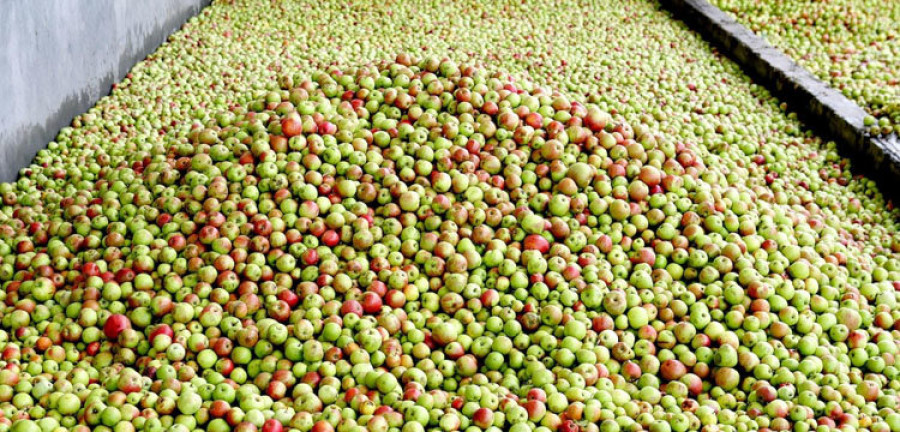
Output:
[0,0,210,182]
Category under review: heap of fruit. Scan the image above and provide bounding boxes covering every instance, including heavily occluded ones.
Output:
[712,0,900,136]
[0,1,899,432]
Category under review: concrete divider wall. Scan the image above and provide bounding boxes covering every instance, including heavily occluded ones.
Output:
[0,0,211,182]
[660,0,900,200]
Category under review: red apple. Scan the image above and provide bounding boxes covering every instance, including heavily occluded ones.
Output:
[104,314,131,340]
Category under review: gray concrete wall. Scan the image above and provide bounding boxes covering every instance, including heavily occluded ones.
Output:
[660,0,900,201]
[0,0,211,182]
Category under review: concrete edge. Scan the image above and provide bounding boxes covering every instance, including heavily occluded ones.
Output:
[659,0,900,202]
[0,0,213,183]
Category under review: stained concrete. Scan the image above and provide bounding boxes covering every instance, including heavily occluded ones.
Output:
[660,0,900,199]
[0,0,210,182]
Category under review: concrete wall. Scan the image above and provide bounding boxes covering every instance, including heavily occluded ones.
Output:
[660,0,900,201]
[0,0,211,182]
